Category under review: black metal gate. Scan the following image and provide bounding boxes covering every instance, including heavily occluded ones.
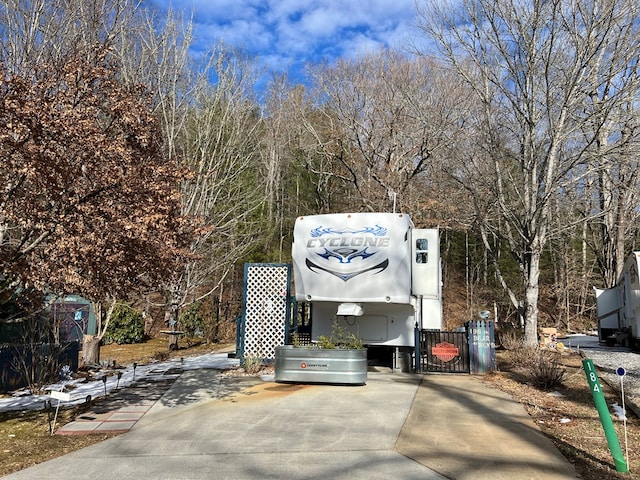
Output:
[419,330,470,373]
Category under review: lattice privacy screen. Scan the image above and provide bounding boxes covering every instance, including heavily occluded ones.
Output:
[241,263,291,360]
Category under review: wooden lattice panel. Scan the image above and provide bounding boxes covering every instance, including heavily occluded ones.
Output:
[242,263,291,360]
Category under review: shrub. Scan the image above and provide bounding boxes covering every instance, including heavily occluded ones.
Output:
[529,350,567,389]
[508,346,566,390]
[497,324,523,350]
[179,303,204,338]
[316,320,364,349]
[507,346,538,368]
[152,350,170,362]
[210,318,235,343]
[103,304,145,345]
[242,355,265,374]
[8,342,77,394]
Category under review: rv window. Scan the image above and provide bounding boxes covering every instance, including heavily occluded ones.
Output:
[416,238,429,263]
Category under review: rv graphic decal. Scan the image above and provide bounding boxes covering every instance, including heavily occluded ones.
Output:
[309,225,388,239]
[305,258,389,282]
[304,224,390,282]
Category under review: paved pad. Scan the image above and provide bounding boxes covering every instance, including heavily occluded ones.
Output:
[6,370,578,480]
[396,375,579,479]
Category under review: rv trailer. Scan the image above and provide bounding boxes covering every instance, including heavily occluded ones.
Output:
[595,251,640,348]
[291,212,442,369]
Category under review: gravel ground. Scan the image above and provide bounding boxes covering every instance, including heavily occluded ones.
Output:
[565,334,640,416]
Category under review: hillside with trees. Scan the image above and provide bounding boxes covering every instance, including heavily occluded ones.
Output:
[1,0,640,377]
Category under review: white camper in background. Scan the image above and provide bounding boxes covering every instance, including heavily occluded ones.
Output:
[291,212,442,368]
[594,251,640,348]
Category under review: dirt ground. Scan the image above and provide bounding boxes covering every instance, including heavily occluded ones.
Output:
[484,350,640,480]
[1,340,639,479]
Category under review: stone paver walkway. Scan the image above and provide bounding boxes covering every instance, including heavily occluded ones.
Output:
[55,368,181,435]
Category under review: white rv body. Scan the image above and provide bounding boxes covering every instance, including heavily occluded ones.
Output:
[292,212,442,347]
[594,251,640,346]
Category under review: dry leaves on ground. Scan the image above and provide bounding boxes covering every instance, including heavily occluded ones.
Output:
[486,350,639,480]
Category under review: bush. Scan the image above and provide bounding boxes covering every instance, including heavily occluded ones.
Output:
[103,304,145,345]
[179,303,204,338]
[508,346,566,390]
[316,320,364,349]
[507,345,538,368]
[496,323,523,350]
[152,350,170,362]
[242,355,265,374]
[529,350,567,389]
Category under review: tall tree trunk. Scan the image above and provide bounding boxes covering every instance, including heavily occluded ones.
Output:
[81,301,115,367]
[523,250,542,346]
[82,334,101,367]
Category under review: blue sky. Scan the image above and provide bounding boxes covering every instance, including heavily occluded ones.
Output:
[148,1,420,85]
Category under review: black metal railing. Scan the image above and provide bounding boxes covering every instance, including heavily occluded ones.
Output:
[0,341,79,392]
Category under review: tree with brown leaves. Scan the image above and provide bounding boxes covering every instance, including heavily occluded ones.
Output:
[0,48,193,364]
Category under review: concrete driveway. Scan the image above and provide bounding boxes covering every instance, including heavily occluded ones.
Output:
[4,369,578,480]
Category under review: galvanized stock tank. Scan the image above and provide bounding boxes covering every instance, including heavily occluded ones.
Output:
[274,345,367,385]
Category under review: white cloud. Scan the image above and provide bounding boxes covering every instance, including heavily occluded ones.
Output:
[157,0,264,19]
[265,0,316,22]
[149,0,419,77]
[340,33,386,60]
[296,6,351,38]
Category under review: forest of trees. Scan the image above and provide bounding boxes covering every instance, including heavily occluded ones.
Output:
[1,0,640,357]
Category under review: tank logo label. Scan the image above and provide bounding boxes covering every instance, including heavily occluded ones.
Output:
[300,362,328,370]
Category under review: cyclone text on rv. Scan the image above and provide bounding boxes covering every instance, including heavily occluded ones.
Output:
[291,212,442,368]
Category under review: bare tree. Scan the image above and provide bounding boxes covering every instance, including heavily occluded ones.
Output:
[116,6,270,328]
[586,108,640,287]
[281,82,357,214]
[170,48,266,314]
[417,0,640,345]
[260,76,341,251]
[0,0,140,72]
[115,6,196,160]
[306,49,467,213]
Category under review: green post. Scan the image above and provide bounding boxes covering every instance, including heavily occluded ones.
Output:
[583,358,628,473]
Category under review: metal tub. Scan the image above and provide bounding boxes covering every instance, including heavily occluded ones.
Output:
[274,345,367,385]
